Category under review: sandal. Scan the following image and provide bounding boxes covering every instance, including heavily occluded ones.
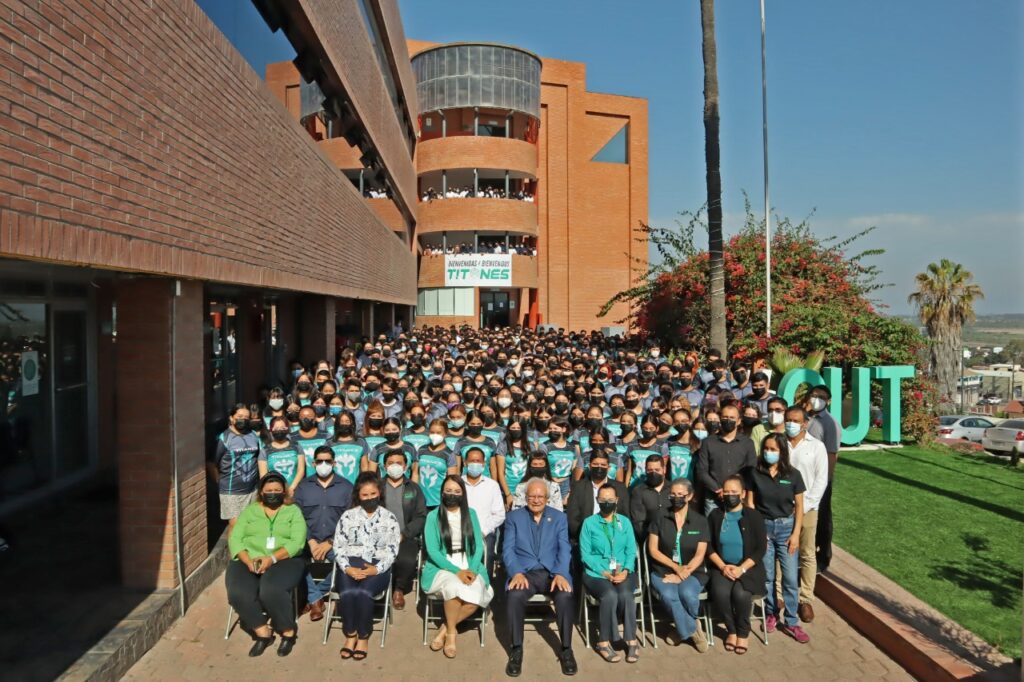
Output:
[625,642,640,663]
[430,625,447,652]
[443,633,457,659]
[734,645,748,655]
[351,650,368,660]
[339,647,354,660]
[594,643,621,663]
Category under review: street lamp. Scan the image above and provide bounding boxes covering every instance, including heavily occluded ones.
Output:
[760,0,772,338]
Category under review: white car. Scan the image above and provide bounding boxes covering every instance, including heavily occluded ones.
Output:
[981,419,1024,457]
[936,415,998,442]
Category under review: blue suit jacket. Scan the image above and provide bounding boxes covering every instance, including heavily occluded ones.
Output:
[502,506,572,586]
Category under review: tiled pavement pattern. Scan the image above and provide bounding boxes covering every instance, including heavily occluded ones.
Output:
[123,577,913,681]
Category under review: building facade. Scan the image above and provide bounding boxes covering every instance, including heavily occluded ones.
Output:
[0,0,417,591]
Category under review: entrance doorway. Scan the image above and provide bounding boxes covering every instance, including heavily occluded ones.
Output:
[479,291,510,328]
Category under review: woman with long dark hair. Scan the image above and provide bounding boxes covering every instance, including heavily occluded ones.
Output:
[421,475,493,658]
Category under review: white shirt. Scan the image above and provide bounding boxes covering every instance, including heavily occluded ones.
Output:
[589,481,603,515]
[463,474,506,537]
[788,432,829,513]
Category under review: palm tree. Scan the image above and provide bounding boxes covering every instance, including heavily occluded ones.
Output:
[700,0,727,356]
[908,259,984,404]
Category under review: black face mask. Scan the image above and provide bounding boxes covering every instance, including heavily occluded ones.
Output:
[262,492,284,509]
[734,372,748,384]
[381,392,396,403]
[668,495,688,510]
[299,418,315,431]
[534,418,550,431]
[410,414,426,427]
[336,424,354,437]
[365,382,380,393]
[463,391,477,403]
[741,416,761,428]
[680,376,693,387]
[528,466,548,479]
[624,398,639,410]
[584,417,603,431]
[368,417,384,430]
[508,428,523,441]
[573,393,587,403]
[752,386,767,398]
[296,381,312,392]
[568,415,584,429]
[481,413,496,426]
[707,422,721,434]
[674,423,690,436]
[620,423,635,435]
[313,405,327,417]
[554,402,569,414]
[645,472,664,487]
[286,412,300,423]
[598,500,617,515]
[359,497,380,513]
[610,405,625,417]
[384,431,401,443]
[720,418,738,434]
[466,424,483,437]
[658,422,671,434]
[722,494,742,509]
[590,467,608,482]
[271,430,290,443]
[441,493,462,508]
[234,420,251,434]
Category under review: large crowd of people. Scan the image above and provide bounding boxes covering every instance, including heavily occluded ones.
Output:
[421,186,535,202]
[215,326,840,675]
[421,240,537,257]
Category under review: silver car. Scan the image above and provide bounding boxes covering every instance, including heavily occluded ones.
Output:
[981,419,1024,456]
[936,415,998,442]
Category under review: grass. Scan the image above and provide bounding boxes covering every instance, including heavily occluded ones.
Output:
[834,444,1024,659]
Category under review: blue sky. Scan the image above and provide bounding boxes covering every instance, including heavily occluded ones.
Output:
[200,0,1023,315]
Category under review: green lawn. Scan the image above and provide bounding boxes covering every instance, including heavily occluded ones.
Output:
[834,445,1024,659]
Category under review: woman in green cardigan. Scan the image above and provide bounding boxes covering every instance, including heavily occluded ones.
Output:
[227,471,308,658]
[422,475,493,659]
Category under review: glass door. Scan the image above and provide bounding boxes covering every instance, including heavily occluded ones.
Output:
[479,291,510,328]
[51,306,90,474]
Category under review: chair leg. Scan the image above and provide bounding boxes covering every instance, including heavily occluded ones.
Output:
[637,596,647,648]
[422,597,430,646]
[380,582,391,648]
[321,595,333,645]
[224,606,235,640]
[582,598,590,649]
[646,592,658,649]
[480,606,487,648]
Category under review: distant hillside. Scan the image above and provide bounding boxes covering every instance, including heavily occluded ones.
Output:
[896,314,1024,346]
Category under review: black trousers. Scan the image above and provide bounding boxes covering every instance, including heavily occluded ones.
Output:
[484,533,497,578]
[816,481,834,571]
[708,571,754,638]
[506,569,574,649]
[226,557,304,634]
[337,563,392,639]
[393,536,419,594]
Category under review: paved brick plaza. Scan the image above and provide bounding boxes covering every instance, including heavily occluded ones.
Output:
[123,578,912,681]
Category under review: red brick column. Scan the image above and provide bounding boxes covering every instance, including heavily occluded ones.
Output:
[116,278,207,589]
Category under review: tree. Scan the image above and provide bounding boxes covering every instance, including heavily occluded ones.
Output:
[700,0,727,357]
[908,260,984,404]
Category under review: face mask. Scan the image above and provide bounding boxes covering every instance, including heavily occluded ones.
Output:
[497,397,512,409]
[234,420,251,434]
[534,418,550,431]
[720,418,737,434]
[384,431,401,444]
[668,495,688,510]
[299,418,315,431]
[428,432,445,446]
[452,382,463,393]
[785,421,802,438]
[598,500,617,514]
[620,423,635,435]
[523,370,534,379]
[658,422,672,434]
[271,430,290,443]
[651,349,660,358]
[763,449,780,465]
[262,492,284,509]
[624,398,639,409]
[680,376,692,387]
[693,429,708,441]
[368,417,384,430]
[645,472,664,487]
[360,497,380,513]
[722,493,742,509]
[347,391,361,403]
[752,386,767,398]
[706,422,721,434]
[466,462,485,478]
[508,428,523,441]
[268,398,284,410]
[641,428,657,439]
[528,466,548,479]
[287,412,300,423]
[296,381,312,392]
[365,382,380,393]
[768,412,785,426]
[385,463,405,479]
[328,405,342,416]
[313,405,327,417]
[568,415,583,429]
[674,423,690,437]
[448,418,465,430]
[441,492,463,508]
[481,412,496,426]
[466,424,483,437]
[741,416,760,429]
[554,402,569,414]
[590,467,608,482]
[810,397,827,412]
[734,371,747,384]
[713,371,725,382]
[315,462,334,478]
[292,369,303,380]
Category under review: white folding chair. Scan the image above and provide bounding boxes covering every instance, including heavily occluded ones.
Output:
[321,562,394,647]
[641,551,713,648]
[419,544,488,647]
[577,546,648,649]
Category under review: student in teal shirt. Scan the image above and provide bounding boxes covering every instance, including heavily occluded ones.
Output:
[578,484,640,663]
[258,416,304,495]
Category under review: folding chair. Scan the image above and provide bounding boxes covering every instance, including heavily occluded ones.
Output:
[224,582,300,640]
[321,562,394,647]
[577,546,648,649]
[641,551,713,648]
[419,546,488,647]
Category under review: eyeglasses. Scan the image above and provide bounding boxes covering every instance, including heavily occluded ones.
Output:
[314,459,334,465]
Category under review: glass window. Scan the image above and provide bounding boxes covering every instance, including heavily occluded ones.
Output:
[437,289,455,316]
[453,288,474,316]
[592,124,630,164]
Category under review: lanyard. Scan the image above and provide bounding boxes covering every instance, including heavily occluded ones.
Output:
[601,516,618,550]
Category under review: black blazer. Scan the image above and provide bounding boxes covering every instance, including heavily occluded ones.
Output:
[566,477,630,539]
[382,480,427,540]
[707,507,767,595]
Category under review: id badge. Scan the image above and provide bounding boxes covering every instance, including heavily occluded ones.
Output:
[609,558,618,572]
[266,536,276,550]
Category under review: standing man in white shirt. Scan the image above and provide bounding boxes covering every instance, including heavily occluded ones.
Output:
[462,446,506,577]
[783,406,828,629]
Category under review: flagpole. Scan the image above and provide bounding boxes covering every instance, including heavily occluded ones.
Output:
[760,0,772,338]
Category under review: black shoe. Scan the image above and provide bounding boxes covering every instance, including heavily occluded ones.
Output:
[559,648,578,676]
[277,635,297,657]
[506,646,523,677]
[248,635,275,657]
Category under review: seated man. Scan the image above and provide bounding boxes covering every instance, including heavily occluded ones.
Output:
[502,479,577,677]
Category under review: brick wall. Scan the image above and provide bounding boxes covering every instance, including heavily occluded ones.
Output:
[0,0,416,305]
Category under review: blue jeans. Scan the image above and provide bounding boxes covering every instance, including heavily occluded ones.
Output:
[306,548,335,604]
[763,515,799,626]
[650,572,704,639]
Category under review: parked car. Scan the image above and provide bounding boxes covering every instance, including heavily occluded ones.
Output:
[981,419,1024,457]
[977,395,1003,406]
[937,415,999,442]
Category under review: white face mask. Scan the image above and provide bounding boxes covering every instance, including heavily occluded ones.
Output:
[523,370,534,378]
[810,397,827,412]
[509,358,519,366]
[315,462,334,478]
[386,463,406,480]
[768,411,784,426]
[597,357,606,365]
[497,397,512,409]
[429,433,445,446]
[651,349,660,358]
[268,398,284,410]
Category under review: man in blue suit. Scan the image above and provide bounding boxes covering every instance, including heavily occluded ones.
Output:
[502,478,577,677]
